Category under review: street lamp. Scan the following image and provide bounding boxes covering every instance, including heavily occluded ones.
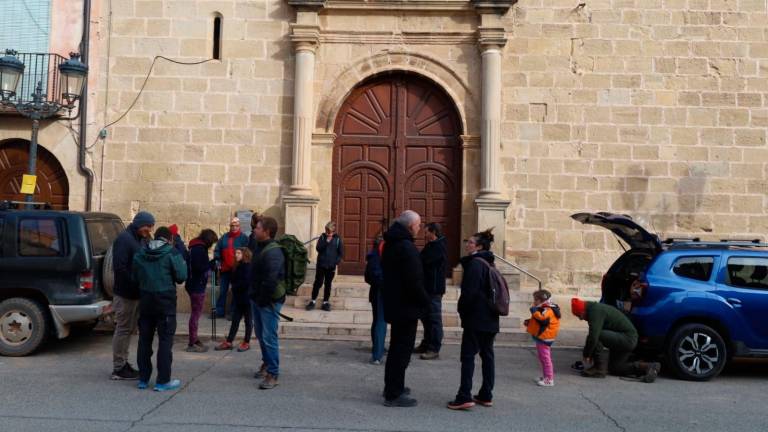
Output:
[0,50,88,206]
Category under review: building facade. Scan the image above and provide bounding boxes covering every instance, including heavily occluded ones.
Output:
[2,0,767,294]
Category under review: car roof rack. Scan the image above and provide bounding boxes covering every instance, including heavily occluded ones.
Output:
[0,200,53,211]
[667,240,768,250]
[663,237,701,244]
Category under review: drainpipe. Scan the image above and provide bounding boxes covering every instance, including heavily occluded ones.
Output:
[78,0,94,211]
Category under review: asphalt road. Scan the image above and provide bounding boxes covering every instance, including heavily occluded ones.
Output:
[0,333,766,432]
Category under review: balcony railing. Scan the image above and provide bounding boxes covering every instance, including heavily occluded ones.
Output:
[0,52,67,114]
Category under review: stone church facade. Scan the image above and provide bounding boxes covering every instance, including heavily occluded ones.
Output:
[2,0,767,294]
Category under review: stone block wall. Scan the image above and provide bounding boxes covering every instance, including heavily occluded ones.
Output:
[500,0,768,294]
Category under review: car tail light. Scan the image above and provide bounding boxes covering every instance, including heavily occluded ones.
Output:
[79,271,94,293]
[630,280,648,300]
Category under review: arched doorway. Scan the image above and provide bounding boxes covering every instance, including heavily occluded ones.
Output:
[332,73,463,274]
[0,139,69,209]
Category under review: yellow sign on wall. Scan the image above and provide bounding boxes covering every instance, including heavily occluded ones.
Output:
[20,175,37,195]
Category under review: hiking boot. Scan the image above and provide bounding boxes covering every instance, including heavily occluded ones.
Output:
[321,301,331,312]
[382,387,411,397]
[254,363,268,379]
[581,367,607,378]
[305,300,316,311]
[446,399,475,410]
[640,362,661,383]
[111,363,139,380]
[537,378,555,387]
[420,351,439,360]
[215,340,233,351]
[154,379,182,392]
[384,395,418,408]
[237,341,250,352]
[412,344,428,354]
[259,373,279,390]
[472,396,493,407]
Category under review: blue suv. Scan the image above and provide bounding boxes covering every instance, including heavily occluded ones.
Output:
[573,212,768,381]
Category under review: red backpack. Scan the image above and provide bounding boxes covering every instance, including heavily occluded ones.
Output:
[476,258,510,316]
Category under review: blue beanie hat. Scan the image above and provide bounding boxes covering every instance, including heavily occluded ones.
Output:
[132,211,155,227]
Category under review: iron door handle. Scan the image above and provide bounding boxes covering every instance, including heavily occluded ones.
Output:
[726,298,742,307]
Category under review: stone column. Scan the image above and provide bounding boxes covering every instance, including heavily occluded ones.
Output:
[474,10,512,257]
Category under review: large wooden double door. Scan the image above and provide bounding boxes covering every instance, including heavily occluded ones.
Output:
[332,74,462,274]
[0,139,69,209]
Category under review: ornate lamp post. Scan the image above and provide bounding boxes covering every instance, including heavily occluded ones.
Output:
[0,50,88,206]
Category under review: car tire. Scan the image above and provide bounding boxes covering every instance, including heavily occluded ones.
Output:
[666,323,727,381]
[0,298,48,357]
[102,245,115,300]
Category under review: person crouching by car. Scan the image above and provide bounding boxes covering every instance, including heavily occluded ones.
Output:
[132,227,188,391]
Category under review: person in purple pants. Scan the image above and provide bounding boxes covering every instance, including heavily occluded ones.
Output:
[184,229,218,352]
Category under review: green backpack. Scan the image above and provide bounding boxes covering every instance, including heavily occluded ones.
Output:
[260,234,309,298]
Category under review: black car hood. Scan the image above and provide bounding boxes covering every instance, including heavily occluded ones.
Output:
[571,212,661,251]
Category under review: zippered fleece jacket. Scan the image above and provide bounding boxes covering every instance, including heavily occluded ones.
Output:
[132,240,188,315]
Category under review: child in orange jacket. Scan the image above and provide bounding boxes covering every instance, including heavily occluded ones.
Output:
[524,290,561,387]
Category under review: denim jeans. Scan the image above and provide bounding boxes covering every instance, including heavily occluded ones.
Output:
[253,301,282,377]
[419,294,444,353]
[215,271,232,317]
[370,290,387,362]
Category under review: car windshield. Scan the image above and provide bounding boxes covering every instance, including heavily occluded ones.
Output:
[86,220,122,256]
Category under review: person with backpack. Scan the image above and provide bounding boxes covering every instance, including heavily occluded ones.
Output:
[571,298,660,383]
[524,289,561,387]
[213,217,249,318]
[306,221,344,312]
[447,228,499,410]
[185,229,218,353]
[414,222,447,360]
[365,237,387,365]
[381,210,429,407]
[216,247,253,352]
[132,226,188,391]
[249,216,286,390]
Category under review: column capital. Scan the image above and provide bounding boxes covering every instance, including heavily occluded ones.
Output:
[477,26,507,51]
[286,0,327,11]
[291,24,321,52]
[471,0,516,15]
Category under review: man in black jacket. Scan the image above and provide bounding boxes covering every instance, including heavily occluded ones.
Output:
[249,216,286,390]
[382,210,429,407]
[111,211,154,380]
[415,223,447,360]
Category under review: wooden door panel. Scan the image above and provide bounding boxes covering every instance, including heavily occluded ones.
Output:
[0,140,69,210]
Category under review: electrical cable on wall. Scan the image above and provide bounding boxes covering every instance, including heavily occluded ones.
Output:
[90,55,215,149]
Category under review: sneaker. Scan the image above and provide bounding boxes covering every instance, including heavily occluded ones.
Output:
[321,301,331,312]
[369,359,382,365]
[154,379,182,392]
[472,395,493,407]
[641,362,661,383]
[215,341,233,351]
[412,344,428,354]
[447,399,475,410]
[537,378,555,387]
[305,300,316,311]
[384,395,418,408]
[420,351,439,360]
[382,387,411,397]
[137,381,148,390]
[111,363,140,380]
[238,341,250,352]
[254,363,267,379]
[259,373,279,390]
[186,343,209,353]
[194,341,209,352]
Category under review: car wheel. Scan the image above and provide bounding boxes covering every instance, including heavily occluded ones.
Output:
[102,245,115,300]
[0,298,48,357]
[666,323,727,381]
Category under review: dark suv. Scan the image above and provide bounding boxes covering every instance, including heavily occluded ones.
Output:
[573,212,768,381]
[0,202,123,356]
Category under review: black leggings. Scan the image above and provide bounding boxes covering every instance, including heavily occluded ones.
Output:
[226,298,252,343]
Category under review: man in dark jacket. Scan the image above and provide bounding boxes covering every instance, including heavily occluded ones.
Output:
[415,223,447,360]
[133,226,188,391]
[381,210,429,407]
[249,216,286,390]
[448,229,499,410]
[571,298,660,383]
[110,211,154,380]
[306,221,344,312]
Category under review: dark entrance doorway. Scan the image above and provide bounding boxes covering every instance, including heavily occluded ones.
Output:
[332,73,462,274]
[0,139,69,209]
